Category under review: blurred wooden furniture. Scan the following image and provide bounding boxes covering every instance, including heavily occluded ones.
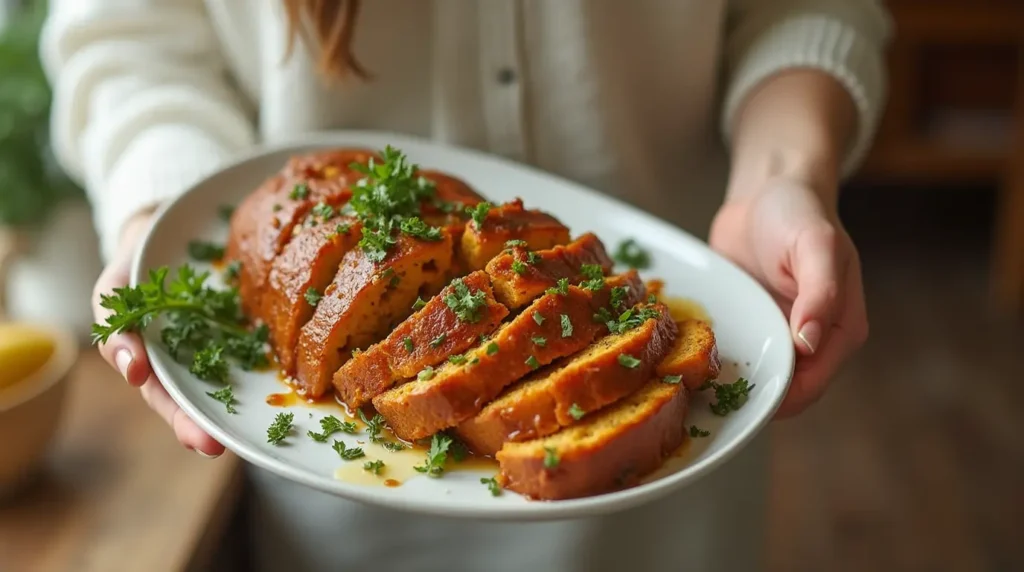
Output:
[0,351,242,572]
[858,0,1024,314]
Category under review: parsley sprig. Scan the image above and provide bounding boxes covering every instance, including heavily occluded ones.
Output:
[92,266,269,384]
[444,277,488,323]
[700,377,755,416]
[414,433,454,477]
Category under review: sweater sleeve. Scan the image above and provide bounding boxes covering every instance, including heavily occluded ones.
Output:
[40,0,256,261]
[721,0,893,178]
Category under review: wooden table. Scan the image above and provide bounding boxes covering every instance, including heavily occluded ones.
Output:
[0,350,241,572]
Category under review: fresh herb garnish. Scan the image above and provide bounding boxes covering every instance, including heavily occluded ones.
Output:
[701,377,755,416]
[444,278,487,323]
[532,312,545,325]
[546,278,570,296]
[690,425,711,438]
[543,447,560,469]
[560,314,573,338]
[662,374,682,384]
[486,342,500,356]
[525,355,540,369]
[363,459,386,474]
[579,263,606,290]
[307,415,358,442]
[448,353,468,365]
[418,366,436,381]
[187,240,225,261]
[467,202,492,227]
[609,286,629,310]
[206,386,237,414]
[412,297,427,311]
[531,336,547,347]
[511,259,528,275]
[359,409,388,443]
[414,433,453,477]
[225,260,241,280]
[332,440,365,460]
[190,344,229,383]
[382,441,406,452]
[481,477,502,496]
[613,238,651,269]
[272,203,283,212]
[617,354,641,369]
[568,403,585,420]
[429,334,447,348]
[290,183,310,200]
[311,202,334,221]
[267,412,294,445]
[605,306,660,335]
[304,287,322,307]
[400,216,443,241]
[504,239,528,248]
[526,251,540,264]
[403,337,414,353]
[218,204,235,222]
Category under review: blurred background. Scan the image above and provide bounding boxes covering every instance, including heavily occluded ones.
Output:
[0,0,1021,571]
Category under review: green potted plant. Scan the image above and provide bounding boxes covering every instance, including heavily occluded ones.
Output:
[0,0,100,339]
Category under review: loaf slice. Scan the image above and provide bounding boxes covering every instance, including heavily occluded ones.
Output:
[655,320,721,390]
[496,379,689,500]
[260,216,361,373]
[372,272,647,441]
[485,233,614,309]
[294,233,454,398]
[456,303,678,456]
[459,199,571,270]
[226,149,376,317]
[333,271,509,408]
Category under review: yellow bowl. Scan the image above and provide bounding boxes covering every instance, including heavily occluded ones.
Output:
[0,323,77,498]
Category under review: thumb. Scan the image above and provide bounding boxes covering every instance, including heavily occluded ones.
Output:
[789,224,844,355]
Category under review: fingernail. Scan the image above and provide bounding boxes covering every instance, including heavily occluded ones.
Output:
[115,348,133,381]
[197,450,221,459]
[797,321,822,354]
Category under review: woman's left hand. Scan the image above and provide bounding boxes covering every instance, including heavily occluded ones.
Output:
[709,177,868,418]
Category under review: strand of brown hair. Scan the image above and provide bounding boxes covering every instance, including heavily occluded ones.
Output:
[282,0,370,81]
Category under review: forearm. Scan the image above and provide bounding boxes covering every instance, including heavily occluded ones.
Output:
[726,69,857,207]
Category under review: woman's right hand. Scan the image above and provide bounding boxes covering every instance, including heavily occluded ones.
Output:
[92,212,225,457]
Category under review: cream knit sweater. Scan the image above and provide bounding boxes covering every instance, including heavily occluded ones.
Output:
[41,0,890,262]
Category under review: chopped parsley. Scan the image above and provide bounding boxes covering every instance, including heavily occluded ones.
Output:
[605,306,660,335]
[187,240,225,261]
[467,202,492,227]
[224,260,241,280]
[190,345,229,383]
[332,440,365,460]
[403,337,414,353]
[337,222,352,234]
[412,297,427,311]
[568,403,585,420]
[382,441,406,452]
[504,239,528,248]
[560,314,573,338]
[690,426,711,438]
[414,433,453,477]
[662,374,682,384]
[307,415,358,442]
[218,204,235,222]
[701,377,755,416]
[481,477,502,496]
[511,259,528,275]
[546,278,570,296]
[531,336,547,347]
[444,278,488,322]
[206,386,237,414]
[272,203,283,212]
[311,202,335,221]
[267,412,294,445]
[448,353,468,365]
[543,446,560,469]
[359,410,387,443]
[363,459,386,474]
[418,366,436,381]
[304,287,322,307]
[532,312,545,325]
[526,251,540,264]
[289,183,310,200]
[609,286,630,310]
[525,355,540,369]
[579,263,605,290]
[400,216,443,241]
[429,334,447,348]
[617,354,641,369]
[613,238,651,269]
[486,342,500,356]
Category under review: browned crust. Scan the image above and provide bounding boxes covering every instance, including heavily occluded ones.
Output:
[333,271,509,408]
[293,234,454,398]
[458,199,571,271]
[456,304,678,456]
[260,217,361,374]
[495,381,689,501]
[485,233,614,309]
[226,149,377,319]
[655,320,721,390]
[372,273,647,441]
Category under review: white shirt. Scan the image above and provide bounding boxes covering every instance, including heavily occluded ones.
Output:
[41,1,890,570]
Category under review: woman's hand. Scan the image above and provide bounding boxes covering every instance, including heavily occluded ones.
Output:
[709,179,868,418]
[92,212,225,456]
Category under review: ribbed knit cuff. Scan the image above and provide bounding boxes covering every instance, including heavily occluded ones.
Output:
[94,124,235,262]
[721,14,887,179]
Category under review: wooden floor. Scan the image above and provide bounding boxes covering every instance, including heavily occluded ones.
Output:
[765,184,1024,572]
